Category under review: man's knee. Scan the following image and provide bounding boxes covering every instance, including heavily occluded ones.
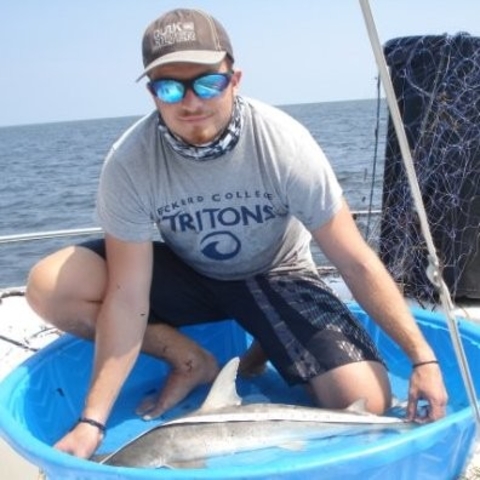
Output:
[26,245,107,320]
[26,250,64,318]
[308,361,391,415]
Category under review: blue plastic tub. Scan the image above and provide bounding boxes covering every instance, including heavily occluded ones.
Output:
[0,304,478,479]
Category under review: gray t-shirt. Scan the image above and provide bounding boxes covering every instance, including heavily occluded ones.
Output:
[95,97,343,280]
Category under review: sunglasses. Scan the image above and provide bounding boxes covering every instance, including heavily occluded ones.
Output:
[148,72,233,104]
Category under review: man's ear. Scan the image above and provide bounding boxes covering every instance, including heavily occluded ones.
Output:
[231,69,242,90]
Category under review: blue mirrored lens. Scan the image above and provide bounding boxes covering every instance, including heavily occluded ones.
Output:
[150,73,231,103]
[152,80,185,104]
[193,74,231,99]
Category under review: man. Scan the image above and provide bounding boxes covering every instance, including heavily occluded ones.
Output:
[26,8,447,460]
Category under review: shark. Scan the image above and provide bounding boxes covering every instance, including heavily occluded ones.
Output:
[100,357,411,469]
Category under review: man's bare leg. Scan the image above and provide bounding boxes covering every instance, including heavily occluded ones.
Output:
[26,245,219,419]
[238,340,268,377]
[309,360,391,414]
[137,324,219,419]
[238,338,391,414]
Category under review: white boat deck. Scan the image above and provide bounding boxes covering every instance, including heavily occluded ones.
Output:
[0,289,61,380]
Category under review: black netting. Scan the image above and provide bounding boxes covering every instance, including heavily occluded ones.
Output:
[379,34,480,301]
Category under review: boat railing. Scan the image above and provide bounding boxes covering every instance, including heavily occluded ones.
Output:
[0,209,381,245]
[0,227,103,245]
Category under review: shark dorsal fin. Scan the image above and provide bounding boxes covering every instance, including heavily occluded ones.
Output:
[197,357,242,412]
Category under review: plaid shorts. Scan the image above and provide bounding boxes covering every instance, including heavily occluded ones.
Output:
[81,239,384,385]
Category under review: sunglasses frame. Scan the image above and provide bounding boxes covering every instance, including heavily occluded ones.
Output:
[148,72,233,104]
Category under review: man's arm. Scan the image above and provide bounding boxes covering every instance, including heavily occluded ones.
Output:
[311,199,448,421]
[54,234,153,458]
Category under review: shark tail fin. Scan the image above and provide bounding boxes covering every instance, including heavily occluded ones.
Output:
[198,356,242,412]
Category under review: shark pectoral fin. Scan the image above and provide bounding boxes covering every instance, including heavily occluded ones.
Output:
[197,357,242,412]
[391,396,408,409]
[345,398,372,415]
[165,459,206,469]
[279,440,307,451]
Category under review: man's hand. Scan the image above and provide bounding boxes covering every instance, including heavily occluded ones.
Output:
[406,362,448,423]
[54,422,104,459]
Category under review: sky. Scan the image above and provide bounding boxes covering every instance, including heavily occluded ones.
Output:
[2,0,480,127]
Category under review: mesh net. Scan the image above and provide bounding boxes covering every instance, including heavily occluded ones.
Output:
[377,33,480,302]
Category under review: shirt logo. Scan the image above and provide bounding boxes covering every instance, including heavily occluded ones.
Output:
[157,191,277,262]
[200,231,241,260]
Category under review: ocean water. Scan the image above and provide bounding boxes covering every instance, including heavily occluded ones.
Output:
[0,99,388,288]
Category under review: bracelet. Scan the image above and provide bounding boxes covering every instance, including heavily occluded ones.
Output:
[78,417,106,434]
[412,360,439,369]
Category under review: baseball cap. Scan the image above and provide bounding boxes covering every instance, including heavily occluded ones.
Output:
[137,9,234,81]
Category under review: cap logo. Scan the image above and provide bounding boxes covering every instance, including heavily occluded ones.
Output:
[152,22,196,48]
